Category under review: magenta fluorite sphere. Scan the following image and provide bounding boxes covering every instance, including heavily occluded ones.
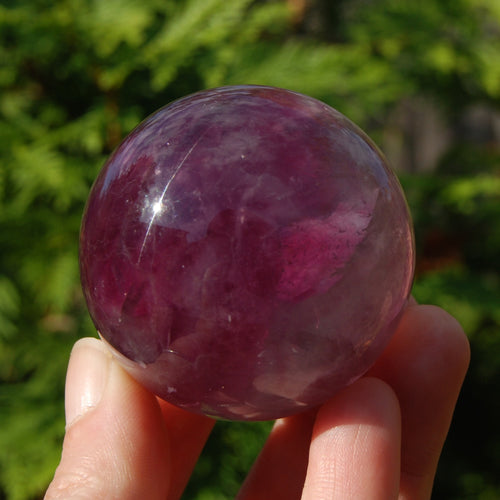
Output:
[80,86,414,420]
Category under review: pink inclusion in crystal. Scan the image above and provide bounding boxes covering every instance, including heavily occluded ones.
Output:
[80,85,415,420]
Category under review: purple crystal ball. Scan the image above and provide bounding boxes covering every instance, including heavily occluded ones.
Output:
[80,85,414,420]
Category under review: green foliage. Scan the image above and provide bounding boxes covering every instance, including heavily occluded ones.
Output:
[344,0,500,108]
[184,420,273,500]
[0,0,499,498]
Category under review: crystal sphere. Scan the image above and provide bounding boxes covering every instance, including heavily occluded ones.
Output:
[80,86,414,421]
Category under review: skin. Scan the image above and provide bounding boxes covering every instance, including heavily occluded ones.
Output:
[45,303,470,500]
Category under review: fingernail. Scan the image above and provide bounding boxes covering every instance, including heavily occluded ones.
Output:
[65,338,111,428]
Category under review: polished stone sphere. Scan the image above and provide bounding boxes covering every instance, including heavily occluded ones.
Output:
[80,85,414,420]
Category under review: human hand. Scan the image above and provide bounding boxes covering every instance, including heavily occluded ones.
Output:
[45,303,469,500]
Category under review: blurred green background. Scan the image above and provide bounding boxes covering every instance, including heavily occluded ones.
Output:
[0,0,499,498]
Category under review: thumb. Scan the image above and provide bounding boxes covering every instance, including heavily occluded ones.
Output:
[45,337,170,500]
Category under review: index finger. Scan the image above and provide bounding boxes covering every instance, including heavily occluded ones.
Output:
[368,304,470,499]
